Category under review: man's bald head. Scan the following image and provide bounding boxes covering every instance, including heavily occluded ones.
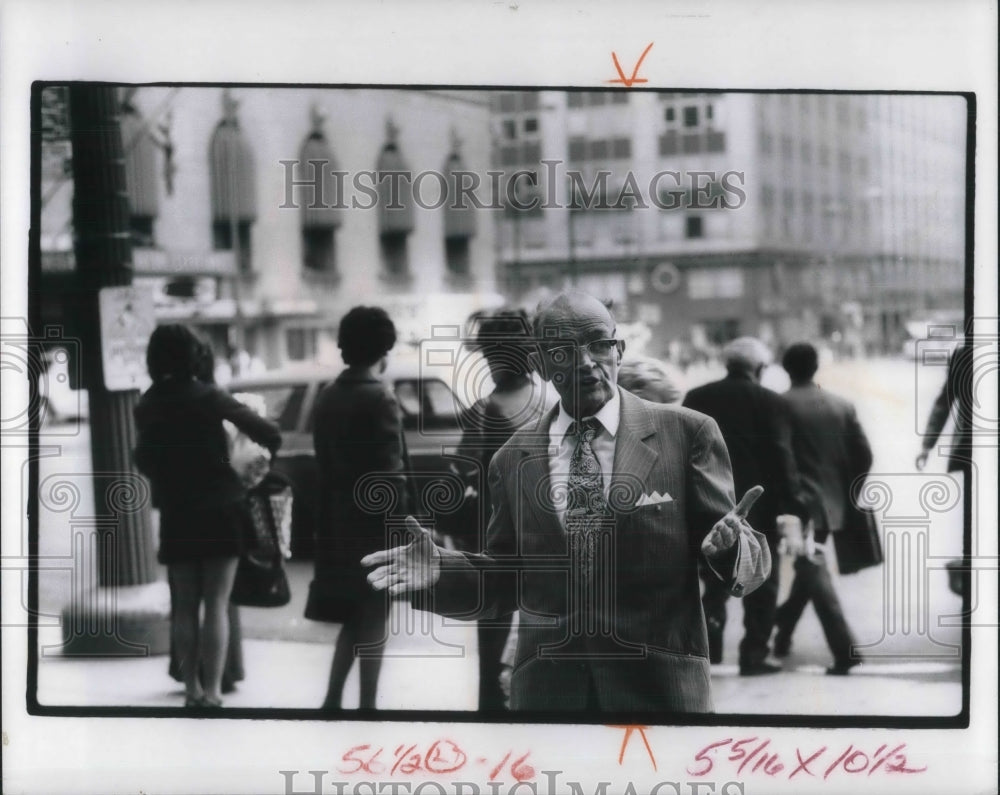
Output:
[533,291,616,341]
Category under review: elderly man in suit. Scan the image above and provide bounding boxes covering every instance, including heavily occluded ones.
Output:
[364,291,770,712]
[682,337,806,675]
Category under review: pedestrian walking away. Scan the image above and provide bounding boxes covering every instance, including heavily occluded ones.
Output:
[305,306,415,711]
[773,342,874,675]
[683,337,807,676]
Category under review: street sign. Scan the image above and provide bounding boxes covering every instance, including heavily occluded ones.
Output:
[132,247,236,276]
[98,284,157,391]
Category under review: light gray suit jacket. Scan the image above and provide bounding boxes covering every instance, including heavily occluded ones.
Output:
[429,388,771,712]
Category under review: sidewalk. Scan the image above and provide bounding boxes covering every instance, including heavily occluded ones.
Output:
[35,559,962,716]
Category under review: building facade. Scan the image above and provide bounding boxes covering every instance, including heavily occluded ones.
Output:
[39,86,500,373]
[490,90,967,358]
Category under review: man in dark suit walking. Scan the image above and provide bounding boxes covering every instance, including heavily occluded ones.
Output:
[773,342,873,674]
[683,337,806,675]
[915,336,974,597]
[363,291,771,713]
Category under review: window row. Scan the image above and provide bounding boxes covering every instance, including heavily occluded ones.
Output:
[123,93,478,284]
[568,136,632,161]
[566,91,630,108]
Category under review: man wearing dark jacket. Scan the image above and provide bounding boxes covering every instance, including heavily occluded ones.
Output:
[773,342,873,674]
[683,337,806,675]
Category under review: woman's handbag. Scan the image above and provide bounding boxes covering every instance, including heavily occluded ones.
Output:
[224,392,272,490]
[231,473,293,608]
[832,501,884,575]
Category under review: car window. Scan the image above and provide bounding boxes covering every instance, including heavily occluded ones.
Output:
[394,380,421,419]
[394,378,459,430]
[423,379,460,425]
[235,385,306,432]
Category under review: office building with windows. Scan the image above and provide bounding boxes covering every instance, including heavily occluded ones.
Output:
[491,90,967,355]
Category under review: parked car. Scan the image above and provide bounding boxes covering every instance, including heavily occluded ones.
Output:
[39,347,89,424]
[227,361,469,558]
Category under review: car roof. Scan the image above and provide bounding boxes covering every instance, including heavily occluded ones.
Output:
[226,358,429,390]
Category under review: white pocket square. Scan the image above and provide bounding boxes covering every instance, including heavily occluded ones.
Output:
[635,490,673,507]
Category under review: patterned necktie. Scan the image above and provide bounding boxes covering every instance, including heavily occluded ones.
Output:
[566,417,610,571]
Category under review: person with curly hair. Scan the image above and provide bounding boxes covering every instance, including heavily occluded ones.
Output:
[306,306,413,710]
[134,324,281,708]
[454,309,553,711]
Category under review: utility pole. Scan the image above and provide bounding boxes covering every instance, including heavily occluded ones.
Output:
[63,84,169,655]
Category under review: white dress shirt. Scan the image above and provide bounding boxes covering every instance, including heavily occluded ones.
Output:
[548,390,621,527]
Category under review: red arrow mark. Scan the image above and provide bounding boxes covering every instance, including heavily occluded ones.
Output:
[607,42,654,87]
[608,724,657,771]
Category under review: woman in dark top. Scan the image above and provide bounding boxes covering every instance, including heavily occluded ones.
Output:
[454,309,551,711]
[306,306,411,710]
[166,336,246,694]
[134,325,281,707]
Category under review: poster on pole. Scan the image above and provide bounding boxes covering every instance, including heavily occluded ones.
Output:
[98,284,156,391]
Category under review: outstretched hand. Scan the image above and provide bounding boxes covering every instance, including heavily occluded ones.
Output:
[701,485,764,559]
[362,516,441,596]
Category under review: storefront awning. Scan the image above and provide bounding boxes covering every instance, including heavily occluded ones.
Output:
[444,150,476,239]
[300,133,343,229]
[209,119,257,222]
[376,135,414,235]
[121,105,159,218]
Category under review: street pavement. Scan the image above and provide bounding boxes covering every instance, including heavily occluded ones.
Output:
[29,357,966,716]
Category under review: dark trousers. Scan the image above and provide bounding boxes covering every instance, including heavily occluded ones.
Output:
[775,537,857,664]
[476,614,514,711]
[702,533,781,666]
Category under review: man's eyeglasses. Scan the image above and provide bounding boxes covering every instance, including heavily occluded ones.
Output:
[541,338,622,365]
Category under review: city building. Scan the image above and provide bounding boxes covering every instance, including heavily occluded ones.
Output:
[490,90,967,357]
[38,86,500,374]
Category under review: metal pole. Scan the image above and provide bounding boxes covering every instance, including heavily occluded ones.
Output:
[65,84,169,655]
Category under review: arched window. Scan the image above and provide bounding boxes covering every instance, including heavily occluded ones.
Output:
[443,131,477,284]
[209,90,256,273]
[120,89,159,247]
[299,105,342,277]
[376,118,414,283]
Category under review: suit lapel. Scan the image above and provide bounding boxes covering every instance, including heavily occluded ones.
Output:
[612,388,659,510]
[515,405,565,538]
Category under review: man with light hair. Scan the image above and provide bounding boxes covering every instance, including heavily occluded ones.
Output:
[683,337,807,675]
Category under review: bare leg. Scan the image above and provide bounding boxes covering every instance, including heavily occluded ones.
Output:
[199,556,240,704]
[322,619,359,710]
[169,562,204,703]
[355,597,388,710]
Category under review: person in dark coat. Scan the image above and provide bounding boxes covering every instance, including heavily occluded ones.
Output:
[306,306,411,710]
[134,325,282,707]
[167,336,245,694]
[916,337,973,475]
[773,342,873,674]
[454,309,552,711]
[915,336,974,596]
[682,337,806,675]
